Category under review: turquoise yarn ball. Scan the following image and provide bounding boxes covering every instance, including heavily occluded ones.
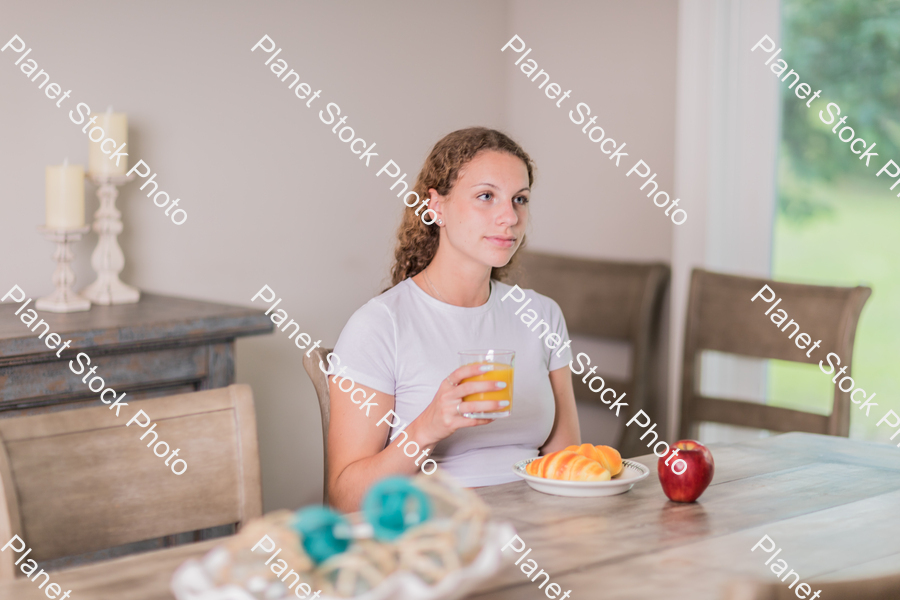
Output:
[291,506,350,563]
[362,477,431,541]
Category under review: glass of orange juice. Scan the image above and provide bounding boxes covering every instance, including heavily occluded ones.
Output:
[458,350,514,419]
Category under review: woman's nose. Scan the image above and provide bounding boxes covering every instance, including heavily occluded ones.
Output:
[496,198,519,226]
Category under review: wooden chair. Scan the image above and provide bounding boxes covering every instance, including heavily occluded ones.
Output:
[0,384,262,580]
[724,572,900,600]
[679,269,871,439]
[509,251,670,457]
[302,347,333,504]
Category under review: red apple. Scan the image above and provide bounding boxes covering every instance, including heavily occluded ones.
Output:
[658,440,714,502]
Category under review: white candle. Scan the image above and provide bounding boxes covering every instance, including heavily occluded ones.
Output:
[45,160,85,229]
[88,108,128,176]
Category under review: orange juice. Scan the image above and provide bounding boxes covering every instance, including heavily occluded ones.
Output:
[461,362,514,412]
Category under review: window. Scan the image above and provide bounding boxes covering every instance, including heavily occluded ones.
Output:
[770,0,900,441]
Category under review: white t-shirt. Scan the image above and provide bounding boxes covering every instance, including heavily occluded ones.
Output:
[332,278,573,487]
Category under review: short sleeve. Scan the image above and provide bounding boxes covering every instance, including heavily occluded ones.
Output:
[331,300,397,395]
[545,297,573,371]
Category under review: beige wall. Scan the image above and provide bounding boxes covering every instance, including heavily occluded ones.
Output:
[0,1,678,511]
[506,1,678,262]
[503,0,678,437]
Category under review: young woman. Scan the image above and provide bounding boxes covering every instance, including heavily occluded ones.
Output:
[327,127,580,510]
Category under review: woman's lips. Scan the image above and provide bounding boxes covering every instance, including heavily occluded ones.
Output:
[485,236,516,248]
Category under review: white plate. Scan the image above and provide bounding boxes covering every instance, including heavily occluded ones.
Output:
[512,458,650,497]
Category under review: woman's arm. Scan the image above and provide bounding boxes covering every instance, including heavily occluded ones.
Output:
[326,364,508,511]
[540,365,582,454]
[326,382,421,512]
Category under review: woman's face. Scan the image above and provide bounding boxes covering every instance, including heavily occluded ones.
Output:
[431,150,530,270]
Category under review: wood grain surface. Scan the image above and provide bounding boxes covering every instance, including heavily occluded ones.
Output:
[510,251,670,458]
[1,432,898,600]
[679,269,870,440]
[0,384,262,579]
[0,293,273,416]
[0,293,273,360]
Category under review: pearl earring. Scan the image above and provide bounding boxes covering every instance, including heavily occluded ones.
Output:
[437,219,443,226]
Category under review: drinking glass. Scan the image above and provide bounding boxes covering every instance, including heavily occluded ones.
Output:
[458,350,514,419]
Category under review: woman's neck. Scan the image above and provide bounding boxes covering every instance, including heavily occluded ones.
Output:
[417,251,492,308]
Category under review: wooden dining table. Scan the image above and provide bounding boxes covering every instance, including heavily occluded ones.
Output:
[3,432,900,600]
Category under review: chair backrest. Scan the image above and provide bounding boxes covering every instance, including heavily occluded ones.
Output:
[724,572,900,600]
[301,346,333,504]
[0,383,261,580]
[510,251,670,457]
[679,269,871,439]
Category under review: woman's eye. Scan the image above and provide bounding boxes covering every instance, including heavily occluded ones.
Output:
[476,192,528,204]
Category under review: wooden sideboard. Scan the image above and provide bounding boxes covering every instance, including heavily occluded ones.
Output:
[0,293,274,418]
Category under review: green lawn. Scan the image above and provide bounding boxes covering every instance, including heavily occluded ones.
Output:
[769,172,900,442]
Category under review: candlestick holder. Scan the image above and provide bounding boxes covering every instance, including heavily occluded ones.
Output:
[82,172,140,305]
[35,226,92,313]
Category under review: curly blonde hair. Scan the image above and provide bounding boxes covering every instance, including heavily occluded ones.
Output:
[388,127,535,287]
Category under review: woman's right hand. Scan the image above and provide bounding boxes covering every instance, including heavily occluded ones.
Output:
[411,363,510,447]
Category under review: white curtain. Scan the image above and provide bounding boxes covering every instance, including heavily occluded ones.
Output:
[669,0,782,441]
